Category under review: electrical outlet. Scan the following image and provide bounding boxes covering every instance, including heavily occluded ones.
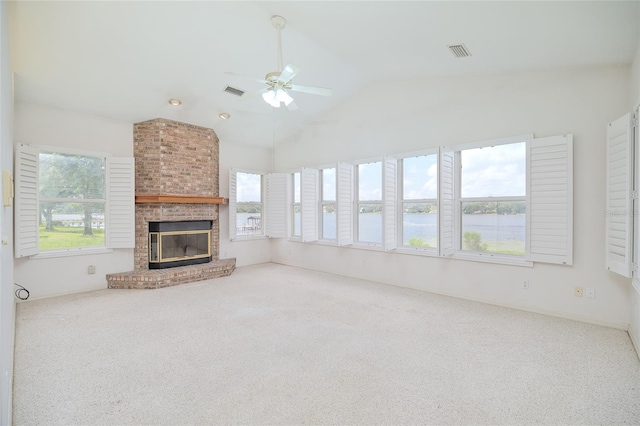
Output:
[574,286,583,297]
[88,265,96,275]
[586,288,595,299]
[522,280,529,289]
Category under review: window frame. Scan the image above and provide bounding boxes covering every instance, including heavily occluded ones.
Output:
[14,143,134,259]
[452,134,532,265]
[230,169,266,240]
[319,166,337,242]
[354,158,384,247]
[39,149,107,251]
[396,149,439,255]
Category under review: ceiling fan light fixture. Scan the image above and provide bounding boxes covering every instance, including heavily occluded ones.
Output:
[262,88,294,108]
[278,89,294,106]
[262,90,280,107]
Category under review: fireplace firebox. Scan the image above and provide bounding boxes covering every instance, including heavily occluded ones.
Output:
[148,220,212,269]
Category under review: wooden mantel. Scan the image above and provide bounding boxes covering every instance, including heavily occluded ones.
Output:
[135,194,228,204]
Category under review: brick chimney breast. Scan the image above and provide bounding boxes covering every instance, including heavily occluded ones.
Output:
[132,118,221,270]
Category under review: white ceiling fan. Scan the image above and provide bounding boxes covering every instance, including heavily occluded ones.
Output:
[227,15,332,111]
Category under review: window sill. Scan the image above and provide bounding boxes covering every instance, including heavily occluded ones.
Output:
[395,247,439,257]
[231,235,269,242]
[30,247,114,260]
[450,252,533,267]
[351,242,383,252]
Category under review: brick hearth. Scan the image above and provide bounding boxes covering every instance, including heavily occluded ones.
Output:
[107,259,236,289]
[107,118,235,289]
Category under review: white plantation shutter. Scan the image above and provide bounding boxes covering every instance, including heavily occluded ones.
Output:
[383,156,397,251]
[301,168,319,242]
[266,172,288,238]
[228,170,238,240]
[439,147,455,256]
[15,144,39,258]
[337,162,354,246]
[527,134,573,265]
[606,114,634,276]
[106,157,135,248]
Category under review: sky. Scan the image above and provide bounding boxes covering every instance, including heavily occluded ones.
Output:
[236,172,262,202]
[460,142,526,198]
[237,141,526,203]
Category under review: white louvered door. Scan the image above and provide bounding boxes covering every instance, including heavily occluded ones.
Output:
[438,147,455,256]
[527,134,574,265]
[383,156,397,251]
[606,114,634,276]
[266,173,288,238]
[301,168,319,242]
[337,162,354,246]
[15,144,40,258]
[228,170,238,240]
[106,157,135,248]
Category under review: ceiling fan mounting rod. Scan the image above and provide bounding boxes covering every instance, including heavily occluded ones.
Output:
[271,15,286,72]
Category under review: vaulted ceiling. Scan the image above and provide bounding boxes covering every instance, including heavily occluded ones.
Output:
[8,1,639,148]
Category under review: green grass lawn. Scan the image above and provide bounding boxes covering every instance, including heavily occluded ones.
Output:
[39,225,105,250]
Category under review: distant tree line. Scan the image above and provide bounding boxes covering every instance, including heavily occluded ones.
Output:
[462,201,525,215]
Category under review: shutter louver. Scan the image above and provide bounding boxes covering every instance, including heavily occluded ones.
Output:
[439,148,455,256]
[337,162,354,246]
[15,144,40,258]
[605,114,634,276]
[527,134,574,265]
[266,173,288,238]
[106,157,135,248]
[383,156,397,251]
[301,168,319,242]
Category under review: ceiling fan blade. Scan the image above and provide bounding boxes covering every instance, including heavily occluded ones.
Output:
[224,71,268,84]
[278,63,300,84]
[286,99,299,111]
[289,84,333,97]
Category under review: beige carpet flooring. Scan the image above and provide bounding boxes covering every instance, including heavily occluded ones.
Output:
[12,263,640,425]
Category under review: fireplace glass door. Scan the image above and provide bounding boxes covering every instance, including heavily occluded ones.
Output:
[149,229,211,268]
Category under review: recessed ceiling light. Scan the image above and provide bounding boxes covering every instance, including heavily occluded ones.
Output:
[218,112,231,120]
[168,98,182,106]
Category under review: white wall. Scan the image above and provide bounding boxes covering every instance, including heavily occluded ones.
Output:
[218,141,272,266]
[13,103,133,299]
[272,65,632,329]
[0,2,15,424]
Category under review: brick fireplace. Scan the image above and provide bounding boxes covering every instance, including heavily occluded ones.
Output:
[107,118,235,289]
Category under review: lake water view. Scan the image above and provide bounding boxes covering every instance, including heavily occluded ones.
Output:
[237,212,526,254]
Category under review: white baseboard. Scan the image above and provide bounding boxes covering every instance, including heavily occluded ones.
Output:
[630,281,640,361]
[271,259,629,331]
[630,322,640,362]
[21,283,108,302]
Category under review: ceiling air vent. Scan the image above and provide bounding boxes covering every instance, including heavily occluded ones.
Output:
[448,44,471,58]
[223,85,246,97]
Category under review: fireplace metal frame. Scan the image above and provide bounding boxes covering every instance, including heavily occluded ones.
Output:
[148,221,212,269]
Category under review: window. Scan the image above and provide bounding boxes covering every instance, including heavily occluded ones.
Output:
[229,170,289,240]
[399,153,438,249]
[234,171,264,237]
[458,142,526,256]
[15,144,135,258]
[39,151,106,250]
[292,171,301,237]
[356,161,382,245]
[320,167,336,240]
